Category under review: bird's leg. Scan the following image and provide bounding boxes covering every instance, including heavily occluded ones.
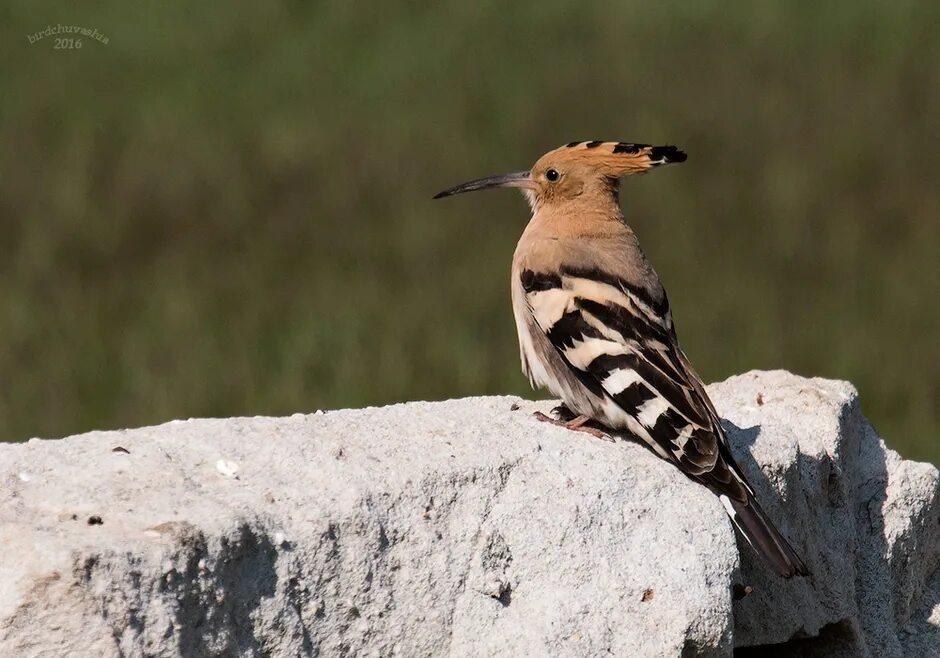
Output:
[564,415,591,430]
[563,415,613,441]
[532,409,614,442]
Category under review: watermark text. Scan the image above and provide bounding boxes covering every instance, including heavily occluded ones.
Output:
[27,24,110,48]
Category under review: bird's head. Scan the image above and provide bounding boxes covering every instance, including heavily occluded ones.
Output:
[434,141,687,211]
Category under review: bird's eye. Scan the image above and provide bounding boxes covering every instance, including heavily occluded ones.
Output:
[546,169,560,182]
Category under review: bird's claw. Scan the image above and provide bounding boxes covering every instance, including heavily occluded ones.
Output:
[550,403,577,422]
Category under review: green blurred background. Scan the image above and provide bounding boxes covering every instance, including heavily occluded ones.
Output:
[2,1,938,462]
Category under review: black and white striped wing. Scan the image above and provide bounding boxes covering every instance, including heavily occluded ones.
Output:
[521,266,722,477]
[521,266,810,577]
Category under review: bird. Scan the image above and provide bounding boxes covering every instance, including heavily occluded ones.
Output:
[434,140,808,578]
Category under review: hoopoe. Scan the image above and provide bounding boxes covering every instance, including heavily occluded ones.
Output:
[435,141,808,578]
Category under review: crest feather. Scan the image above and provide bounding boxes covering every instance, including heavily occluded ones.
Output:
[545,141,687,177]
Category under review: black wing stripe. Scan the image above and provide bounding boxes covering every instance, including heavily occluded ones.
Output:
[611,381,657,417]
[547,310,602,348]
[575,297,670,344]
[559,265,670,317]
[521,269,563,293]
[586,353,633,381]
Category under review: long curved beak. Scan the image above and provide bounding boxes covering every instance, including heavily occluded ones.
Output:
[433,171,532,199]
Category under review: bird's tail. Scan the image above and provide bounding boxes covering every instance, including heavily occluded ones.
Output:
[721,490,808,578]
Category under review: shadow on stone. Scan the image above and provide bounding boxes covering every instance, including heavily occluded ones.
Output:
[168,522,279,657]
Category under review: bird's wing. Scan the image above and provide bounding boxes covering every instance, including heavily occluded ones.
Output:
[521,265,734,482]
[521,264,807,577]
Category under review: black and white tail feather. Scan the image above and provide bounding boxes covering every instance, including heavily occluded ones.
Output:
[721,484,808,578]
[520,265,809,578]
[704,443,808,577]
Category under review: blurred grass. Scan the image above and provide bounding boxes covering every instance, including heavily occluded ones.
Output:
[1,0,937,463]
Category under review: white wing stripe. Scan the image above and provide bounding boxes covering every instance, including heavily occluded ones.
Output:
[636,396,671,428]
[527,288,573,330]
[562,277,630,309]
[562,337,627,370]
[602,368,643,394]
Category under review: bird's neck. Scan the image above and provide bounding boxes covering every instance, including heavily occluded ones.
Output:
[530,193,629,237]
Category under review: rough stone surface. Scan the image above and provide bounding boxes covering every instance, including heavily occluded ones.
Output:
[0,370,937,657]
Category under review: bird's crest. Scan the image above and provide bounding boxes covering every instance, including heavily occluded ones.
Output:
[536,141,687,177]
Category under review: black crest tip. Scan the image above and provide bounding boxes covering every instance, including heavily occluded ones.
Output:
[649,145,687,164]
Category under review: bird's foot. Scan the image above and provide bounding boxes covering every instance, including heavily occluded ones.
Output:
[533,410,614,442]
[550,403,578,422]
